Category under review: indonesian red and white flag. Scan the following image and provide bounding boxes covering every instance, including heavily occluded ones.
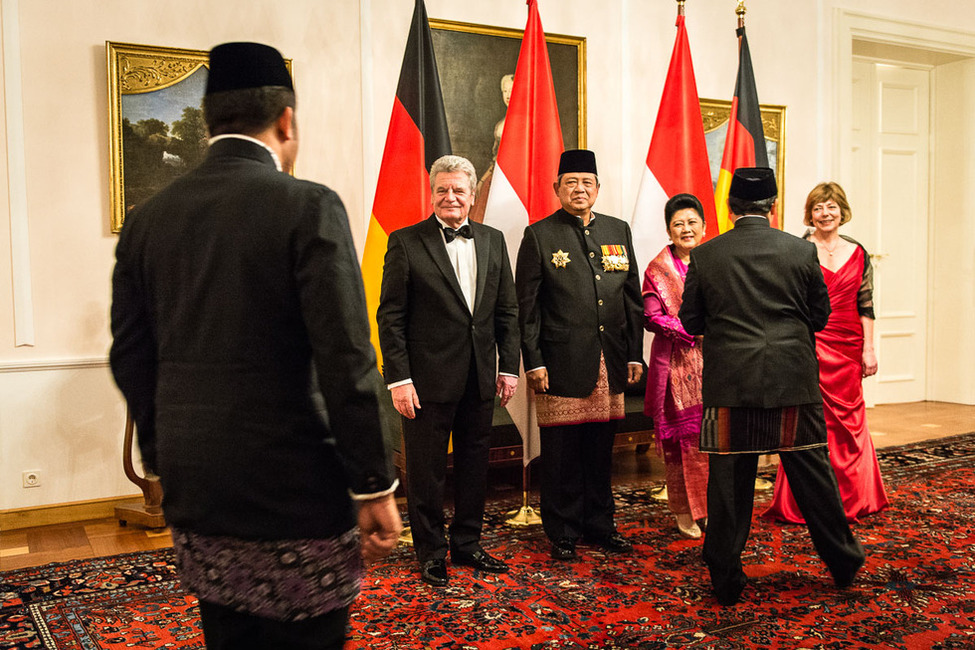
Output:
[630,13,717,273]
[481,0,564,465]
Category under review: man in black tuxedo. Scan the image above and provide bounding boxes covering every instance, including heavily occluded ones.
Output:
[377,154,520,586]
[679,167,865,606]
[110,43,401,649]
[516,149,644,561]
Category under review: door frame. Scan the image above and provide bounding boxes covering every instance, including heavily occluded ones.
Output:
[834,10,975,178]
[833,10,975,403]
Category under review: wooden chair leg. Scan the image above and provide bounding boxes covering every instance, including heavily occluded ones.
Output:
[115,409,166,529]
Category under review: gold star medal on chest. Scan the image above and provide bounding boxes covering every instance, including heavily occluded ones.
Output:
[600,245,629,272]
[551,249,571,268]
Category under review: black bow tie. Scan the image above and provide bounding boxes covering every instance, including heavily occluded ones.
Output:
[443,224,473,243]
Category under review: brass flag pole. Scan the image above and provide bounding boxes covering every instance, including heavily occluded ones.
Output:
[505,460,542,526]
[651,0,692,505]
[734,0,774,492]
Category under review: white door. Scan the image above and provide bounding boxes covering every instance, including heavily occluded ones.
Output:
[850,60,930,404]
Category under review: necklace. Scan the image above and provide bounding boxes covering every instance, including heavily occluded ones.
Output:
[818,237,840,256]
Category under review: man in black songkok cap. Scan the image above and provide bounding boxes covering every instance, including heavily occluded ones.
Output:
[678,167,865,606]
[110,41,401,649]
[516,149,644,561]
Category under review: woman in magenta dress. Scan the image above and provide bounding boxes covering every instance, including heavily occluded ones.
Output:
[643,193,708,538]
[763,182,889,523]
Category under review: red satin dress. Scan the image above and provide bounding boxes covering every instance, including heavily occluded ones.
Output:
[763,246,889,523]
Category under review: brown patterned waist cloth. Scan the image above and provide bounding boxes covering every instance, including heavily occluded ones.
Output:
[535,353,625,427]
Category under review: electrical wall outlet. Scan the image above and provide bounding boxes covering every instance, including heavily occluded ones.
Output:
[22,470,41,488]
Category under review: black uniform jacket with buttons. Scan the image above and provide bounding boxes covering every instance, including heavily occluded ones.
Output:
[377,215,520,403]
[516,209,643,398]
[110,138,395,541]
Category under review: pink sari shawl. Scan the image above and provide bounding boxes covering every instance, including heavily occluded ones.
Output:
[642,246,703,445]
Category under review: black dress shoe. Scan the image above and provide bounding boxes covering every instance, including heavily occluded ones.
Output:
[451,548,509,573]
[551,539,577,561]
[587,531,632,553]
[833,556,865,589]
[714,576,747,606]
[420,559,449,586]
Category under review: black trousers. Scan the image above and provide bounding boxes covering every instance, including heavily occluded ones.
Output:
[702,446,865,600]
[402,361,495,564]
[198,600,348,650]
[539,421,617,543]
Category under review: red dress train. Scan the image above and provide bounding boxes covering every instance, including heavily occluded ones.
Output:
[763,246,889,523]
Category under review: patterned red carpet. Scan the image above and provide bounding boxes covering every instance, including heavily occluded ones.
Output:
[2,433,974,649]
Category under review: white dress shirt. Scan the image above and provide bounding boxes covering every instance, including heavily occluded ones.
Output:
[436,216,477,314]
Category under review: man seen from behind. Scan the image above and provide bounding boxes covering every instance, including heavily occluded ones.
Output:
[110,42,401,649]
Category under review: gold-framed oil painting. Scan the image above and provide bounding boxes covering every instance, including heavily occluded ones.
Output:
[106,42,291,232]
[700,98,786,224]
[429,19,585,221]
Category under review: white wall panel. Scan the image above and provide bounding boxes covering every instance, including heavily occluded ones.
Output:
[0,0,973,511]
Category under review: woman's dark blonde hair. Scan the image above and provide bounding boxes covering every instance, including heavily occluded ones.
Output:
[804,182,852,227]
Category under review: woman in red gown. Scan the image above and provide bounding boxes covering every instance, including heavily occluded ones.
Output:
[763,182,889,523]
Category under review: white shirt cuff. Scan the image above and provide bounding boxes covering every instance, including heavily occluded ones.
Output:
[350,479,399,501]
[387,379,413,389]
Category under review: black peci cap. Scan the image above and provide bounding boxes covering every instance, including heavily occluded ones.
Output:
[205,42,293,95]
[558,149,598,176]
[729,167,777,201]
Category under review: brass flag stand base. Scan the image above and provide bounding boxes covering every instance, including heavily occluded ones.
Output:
[115,410,166,529]
[505,495,542,527]
[755,454,775,491]
[651,479,769,501]
[398,525,414,546]
[504,464,542,527]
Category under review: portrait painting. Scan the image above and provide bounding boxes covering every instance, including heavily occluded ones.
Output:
[429,20,586,222]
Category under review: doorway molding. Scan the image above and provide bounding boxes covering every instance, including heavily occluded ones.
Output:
[834,10,975,404]
[833,10,975,182]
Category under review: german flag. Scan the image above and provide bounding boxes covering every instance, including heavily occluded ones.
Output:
[714,26,769,233]
[361,0,450,366]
